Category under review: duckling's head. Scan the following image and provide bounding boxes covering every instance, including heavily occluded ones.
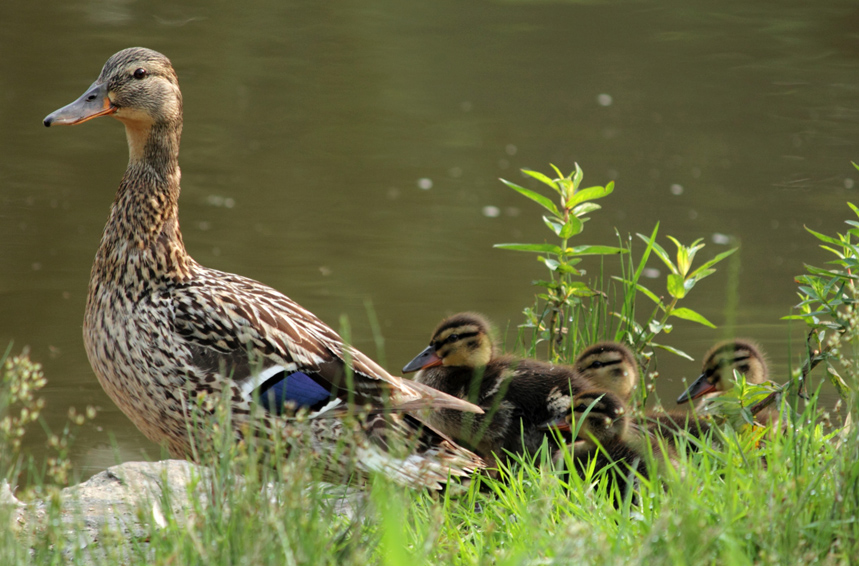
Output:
[572,391,628,447]
[402,312,494,373]
[44,47,181,131]
[575,342,639,403]
[676,339,768,404]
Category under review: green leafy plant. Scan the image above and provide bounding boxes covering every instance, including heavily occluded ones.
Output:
[624,229,737,358]
[495,164,624,361]
[495,165,737,395]
[783,196,859,406]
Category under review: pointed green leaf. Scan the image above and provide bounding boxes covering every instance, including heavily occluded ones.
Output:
[569,286,600,298]
[819,244,846,259]
[633,282,663,306]
[669,236,704,276]
[805,226,844,246]
[559,216,584,238]
[637,233,677,274]
[499,178,561,216]
[572,202,602,216]
[542,216,563,236]
[669,307,716,328]
[667,273,687,298]
[686,269,716,289]
[494,243,563,254]
[571,163,583,190]
[567,182,614,209]
[675,243,691,275]
[690,247,738,278]
[521,168,559,191]
[632,223,660,284]
[557,263,582,275]
[565,245,627,256]
[686,241,706,267]
[809,265,858,279]
[651,342,694,361]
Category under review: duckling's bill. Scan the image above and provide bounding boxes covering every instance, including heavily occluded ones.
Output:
[44,81,116,127]
[676,373,717,404]
[402,345,443,373]
[539,416,573,433]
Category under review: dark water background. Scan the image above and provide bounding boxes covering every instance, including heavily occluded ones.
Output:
[1,0,857,479]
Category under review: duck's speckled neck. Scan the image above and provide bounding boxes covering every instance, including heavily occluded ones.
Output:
[95,116,192,286]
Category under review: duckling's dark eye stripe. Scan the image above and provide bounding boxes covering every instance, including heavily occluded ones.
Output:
[574,396,603,410]
[589,358,621,370]
[441,331,479,346]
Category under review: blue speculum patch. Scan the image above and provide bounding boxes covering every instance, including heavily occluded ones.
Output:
[256,371,330,414]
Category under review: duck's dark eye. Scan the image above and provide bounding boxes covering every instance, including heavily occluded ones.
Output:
[589,361,604,369]
[448,334,460,343]
[133,68,148,80]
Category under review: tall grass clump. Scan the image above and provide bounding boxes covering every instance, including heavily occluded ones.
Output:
[1,164,858,565]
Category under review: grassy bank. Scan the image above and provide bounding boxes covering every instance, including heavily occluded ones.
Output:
[2,397,855,565]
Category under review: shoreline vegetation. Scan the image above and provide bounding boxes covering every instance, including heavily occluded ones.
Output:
[3,165,858,565]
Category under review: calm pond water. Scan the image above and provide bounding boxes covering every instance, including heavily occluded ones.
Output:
[1,0,857,479]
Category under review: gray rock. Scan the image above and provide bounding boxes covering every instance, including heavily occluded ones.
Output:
[9,459,366,564]
[15,460,206,565]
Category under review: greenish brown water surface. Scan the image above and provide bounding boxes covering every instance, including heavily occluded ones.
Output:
[1,0,857,479]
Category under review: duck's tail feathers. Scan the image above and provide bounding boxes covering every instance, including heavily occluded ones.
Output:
[393,378,484,414]
[360,414,484,489]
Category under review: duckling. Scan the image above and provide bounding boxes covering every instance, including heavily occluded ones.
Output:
[575,341,639,403]
[43,47,485,489]
[550,391,675,496]
[676,339,769,405]
[402,312,591,466]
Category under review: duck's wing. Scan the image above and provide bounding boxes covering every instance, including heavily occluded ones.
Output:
[170,270,481,417]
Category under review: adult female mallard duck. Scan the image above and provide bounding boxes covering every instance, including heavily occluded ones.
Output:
[676,339,769,405]
[401,312,594,466]
[43,47,484,489]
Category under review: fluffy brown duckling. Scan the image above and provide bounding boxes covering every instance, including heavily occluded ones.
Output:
[549,391,676,497]
[677,339,769,406]
[402,312,592,466]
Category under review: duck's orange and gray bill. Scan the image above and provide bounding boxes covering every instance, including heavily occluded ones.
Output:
[676,373,716,404]
[44,81,115,127]
[402,345,443,373]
